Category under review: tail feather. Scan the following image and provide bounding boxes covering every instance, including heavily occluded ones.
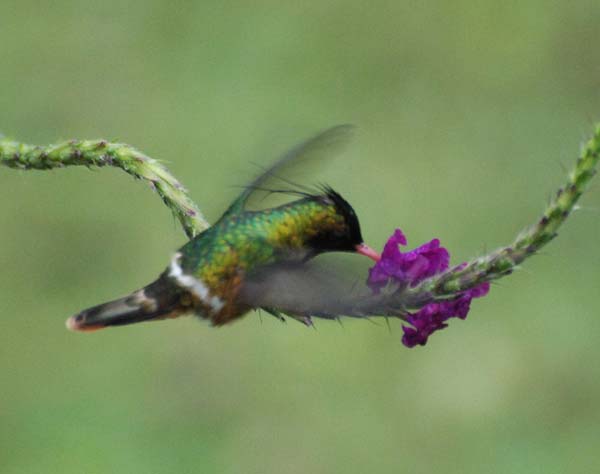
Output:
[66,275,184,331]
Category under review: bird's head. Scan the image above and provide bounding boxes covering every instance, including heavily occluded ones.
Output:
[305,187,380,261]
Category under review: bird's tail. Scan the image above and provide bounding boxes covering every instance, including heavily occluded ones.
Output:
[66,275,185,332]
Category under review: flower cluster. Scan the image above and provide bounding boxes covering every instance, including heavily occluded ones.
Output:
[367,229,489,348]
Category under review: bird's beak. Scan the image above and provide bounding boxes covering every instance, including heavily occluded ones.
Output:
[355,243,381,262]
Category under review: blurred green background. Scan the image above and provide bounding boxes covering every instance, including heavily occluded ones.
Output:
[2,1,600,473]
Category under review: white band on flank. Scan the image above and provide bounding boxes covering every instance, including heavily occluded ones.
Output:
[168,253,225,312]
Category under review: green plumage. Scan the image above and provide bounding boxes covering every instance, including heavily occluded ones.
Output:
[181,198,343,274]
[174,195,347,325]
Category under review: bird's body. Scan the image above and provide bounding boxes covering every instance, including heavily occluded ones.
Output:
[67,126,383,332]
[166,191,358,326]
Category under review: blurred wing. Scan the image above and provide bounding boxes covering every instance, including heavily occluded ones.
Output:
[238,259,410,322]
[225,124,355,214]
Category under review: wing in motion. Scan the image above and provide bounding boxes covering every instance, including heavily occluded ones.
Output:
[238,258,411,324]
[224,124,355,215]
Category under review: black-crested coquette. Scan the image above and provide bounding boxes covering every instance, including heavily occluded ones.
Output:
[66,126,387,331]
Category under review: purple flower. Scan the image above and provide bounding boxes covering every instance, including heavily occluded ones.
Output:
[367,229,449,293]
[401,283,490,347]
[367,228,490,348]
[401,303,448,348]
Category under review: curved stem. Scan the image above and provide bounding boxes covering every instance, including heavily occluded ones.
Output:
[0,137,210,238]
[408,125,600,305]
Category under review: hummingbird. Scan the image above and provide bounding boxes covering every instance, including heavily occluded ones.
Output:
[66,125,387,332]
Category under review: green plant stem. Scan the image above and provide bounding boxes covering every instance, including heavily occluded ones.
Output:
[407,124,600,307]
[0,137,210,238]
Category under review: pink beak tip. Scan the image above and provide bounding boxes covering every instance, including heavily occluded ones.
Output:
[356,243,381,262]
